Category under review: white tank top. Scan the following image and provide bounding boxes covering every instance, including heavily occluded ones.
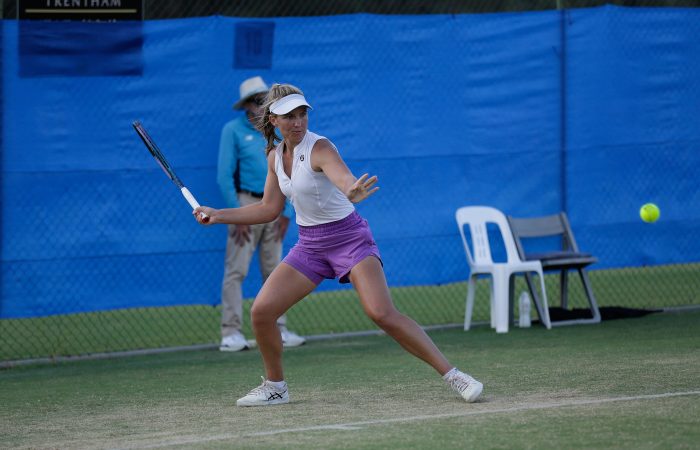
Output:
[274,131,355,226]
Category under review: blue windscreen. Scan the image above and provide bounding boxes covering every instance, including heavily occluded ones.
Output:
[2,6,699,318]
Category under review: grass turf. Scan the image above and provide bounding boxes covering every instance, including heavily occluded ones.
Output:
[1,310,699,449]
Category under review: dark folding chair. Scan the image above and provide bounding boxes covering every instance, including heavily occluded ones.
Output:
[507,212,601,326]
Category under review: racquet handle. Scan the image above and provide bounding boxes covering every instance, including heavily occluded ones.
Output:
[181,187,210,223]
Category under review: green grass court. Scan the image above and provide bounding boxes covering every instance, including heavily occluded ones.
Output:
[2,310,699,449]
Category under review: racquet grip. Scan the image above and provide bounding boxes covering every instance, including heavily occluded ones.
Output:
[181,187,210,223]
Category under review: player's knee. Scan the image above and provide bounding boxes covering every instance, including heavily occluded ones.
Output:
[250,302,276,327]
[366,307,398,329]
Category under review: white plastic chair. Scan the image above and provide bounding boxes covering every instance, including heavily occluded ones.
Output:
[455,206,551,333]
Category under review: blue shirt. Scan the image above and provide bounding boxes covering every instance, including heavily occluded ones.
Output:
[217,114,292,217]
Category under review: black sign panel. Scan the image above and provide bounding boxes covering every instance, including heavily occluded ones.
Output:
[18,0,143,21]
[18,0,144,76]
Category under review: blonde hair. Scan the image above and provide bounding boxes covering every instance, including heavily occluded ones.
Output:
[256,83,305,154]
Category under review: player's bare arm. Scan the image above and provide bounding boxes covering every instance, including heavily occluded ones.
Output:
[311,139,379,203]
[195,152,286,225]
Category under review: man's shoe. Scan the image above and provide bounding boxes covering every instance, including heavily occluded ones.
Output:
[219,331,249,352]
[236,377,290,407]
[445,369,483,403]
[280,327,306,348]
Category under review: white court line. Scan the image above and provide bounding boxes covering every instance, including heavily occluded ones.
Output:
[123,390,700,449]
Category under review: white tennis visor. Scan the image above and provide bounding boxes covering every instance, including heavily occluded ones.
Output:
[270,94,312,115]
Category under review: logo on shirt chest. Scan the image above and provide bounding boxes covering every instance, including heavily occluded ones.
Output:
[244,134,254,142]
[300,155,305,161]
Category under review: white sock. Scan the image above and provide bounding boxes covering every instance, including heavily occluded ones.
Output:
[267,379,287,388]
[442,367,459,380]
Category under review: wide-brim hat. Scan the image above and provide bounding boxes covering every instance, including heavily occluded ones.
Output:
[233,76,269,110]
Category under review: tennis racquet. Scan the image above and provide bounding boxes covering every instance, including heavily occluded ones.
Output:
[132,121,209,223]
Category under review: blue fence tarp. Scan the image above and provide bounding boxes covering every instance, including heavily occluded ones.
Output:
[1,6,699,318]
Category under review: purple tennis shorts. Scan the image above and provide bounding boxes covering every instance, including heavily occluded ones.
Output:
[282,211,382,285]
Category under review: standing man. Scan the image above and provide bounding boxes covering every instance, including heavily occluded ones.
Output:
[217,76,305,351]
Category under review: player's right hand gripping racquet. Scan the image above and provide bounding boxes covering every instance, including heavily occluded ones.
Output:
[132,121,209,223]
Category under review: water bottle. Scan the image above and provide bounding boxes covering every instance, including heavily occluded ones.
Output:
[518,291,531,328]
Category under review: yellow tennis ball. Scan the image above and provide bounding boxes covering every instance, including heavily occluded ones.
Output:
[640,203,660,223]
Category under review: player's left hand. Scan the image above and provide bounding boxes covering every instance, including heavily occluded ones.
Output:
[347,173,379,203]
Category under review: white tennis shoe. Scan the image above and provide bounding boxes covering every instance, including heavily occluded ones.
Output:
[236,377,290,407]
[240,327,306,349]
[280,327,306,348]
[445,369,483,403]
[219,331,249,352]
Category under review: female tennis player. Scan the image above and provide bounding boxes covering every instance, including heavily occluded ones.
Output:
[194,83,482,406]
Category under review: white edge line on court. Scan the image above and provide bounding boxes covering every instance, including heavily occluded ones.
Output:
[120,390,700,449]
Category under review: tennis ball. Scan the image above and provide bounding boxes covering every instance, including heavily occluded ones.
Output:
[640,203,660,223]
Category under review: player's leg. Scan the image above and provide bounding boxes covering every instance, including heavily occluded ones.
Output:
[257,218,285,327]
[348,256,453,374]
[257,219,307,347]
[237,249,325,407]
[250,262,317,381]
[348,256,483,402]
